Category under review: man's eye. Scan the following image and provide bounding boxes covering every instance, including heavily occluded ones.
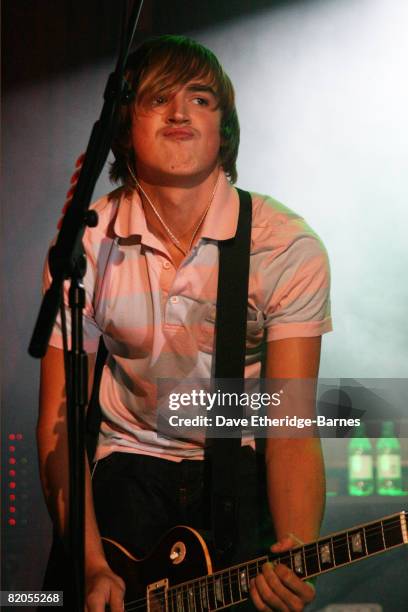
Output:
[152,95,167,106]
[193,97,209,106]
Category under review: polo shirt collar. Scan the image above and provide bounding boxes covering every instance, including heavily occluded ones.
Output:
[199,171,239,241]
[113,171,239,244]
[113,188,149,241]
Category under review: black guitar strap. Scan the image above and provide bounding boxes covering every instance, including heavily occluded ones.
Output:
[86,338,108,464]
[210,188,252,559]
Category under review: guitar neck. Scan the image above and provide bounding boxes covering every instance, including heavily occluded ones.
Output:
[269,510,408,580]
[165,511,407,612]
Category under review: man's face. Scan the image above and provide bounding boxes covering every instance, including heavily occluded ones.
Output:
[131,80,222,186]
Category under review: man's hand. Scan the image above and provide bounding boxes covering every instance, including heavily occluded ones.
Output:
[250,535,316,612]
[85,564,125,612]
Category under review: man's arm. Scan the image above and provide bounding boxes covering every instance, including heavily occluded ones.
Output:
[264,336,325,543]
[250,336,324,611]
[37,346,125,612]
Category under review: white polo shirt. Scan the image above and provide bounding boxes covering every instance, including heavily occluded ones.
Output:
[44,172,332,461]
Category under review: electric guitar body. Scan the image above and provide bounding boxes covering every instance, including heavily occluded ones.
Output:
[103,526,213,608]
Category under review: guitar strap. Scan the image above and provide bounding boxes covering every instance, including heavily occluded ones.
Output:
[86,188,253,561]
[210,188,252,560]
[86,338,107,464]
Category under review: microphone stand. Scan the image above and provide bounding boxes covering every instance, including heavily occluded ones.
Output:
[29,2,145,610]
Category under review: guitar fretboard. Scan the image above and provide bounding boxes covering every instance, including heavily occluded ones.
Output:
[271,511,407,580]
[164,511,407,612]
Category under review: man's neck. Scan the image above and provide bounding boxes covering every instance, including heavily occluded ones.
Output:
[136,166,221,242]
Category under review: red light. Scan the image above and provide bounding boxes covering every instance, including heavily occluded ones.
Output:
[9,458,16,465]
[9,446,16,452]
[9,434,16,440]
[9,482,16,489]
[9,470,16,477]
[9,494,16,501]
[8,519,16,526]
[9,506,16,513]
[16,434,23,440]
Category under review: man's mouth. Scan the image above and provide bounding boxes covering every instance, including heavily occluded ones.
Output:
[161,128,195,140]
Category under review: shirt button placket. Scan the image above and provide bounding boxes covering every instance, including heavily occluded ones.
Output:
[161,259,174,302]
[162,259,179,323]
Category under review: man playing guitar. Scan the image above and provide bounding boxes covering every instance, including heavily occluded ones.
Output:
[38,35,332,611]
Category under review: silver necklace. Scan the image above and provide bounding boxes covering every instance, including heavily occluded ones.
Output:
[127,164,220,255]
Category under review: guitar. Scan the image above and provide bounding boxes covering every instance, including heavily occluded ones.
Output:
[102,511,408,611]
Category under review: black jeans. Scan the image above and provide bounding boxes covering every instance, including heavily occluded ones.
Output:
[92,446,274,564]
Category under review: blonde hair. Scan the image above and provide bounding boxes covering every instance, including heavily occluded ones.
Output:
[110,35,240,187]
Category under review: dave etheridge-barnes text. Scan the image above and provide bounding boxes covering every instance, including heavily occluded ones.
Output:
[167,415,361,428]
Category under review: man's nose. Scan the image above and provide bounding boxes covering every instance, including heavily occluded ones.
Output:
[166,95,190,124]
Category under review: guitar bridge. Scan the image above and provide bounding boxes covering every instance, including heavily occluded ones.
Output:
[147,578,169,612]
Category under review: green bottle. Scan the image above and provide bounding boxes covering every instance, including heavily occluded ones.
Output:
[376,421,402,495]
[348,423,374,495]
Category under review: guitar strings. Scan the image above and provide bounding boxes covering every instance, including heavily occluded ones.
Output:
[122,517,405,612]
[124,532,404,612]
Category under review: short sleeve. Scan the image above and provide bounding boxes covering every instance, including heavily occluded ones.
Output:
[260,232,332,342]
[42,238,102,353]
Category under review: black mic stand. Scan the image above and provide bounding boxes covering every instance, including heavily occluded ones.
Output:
[29,2,145,610]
